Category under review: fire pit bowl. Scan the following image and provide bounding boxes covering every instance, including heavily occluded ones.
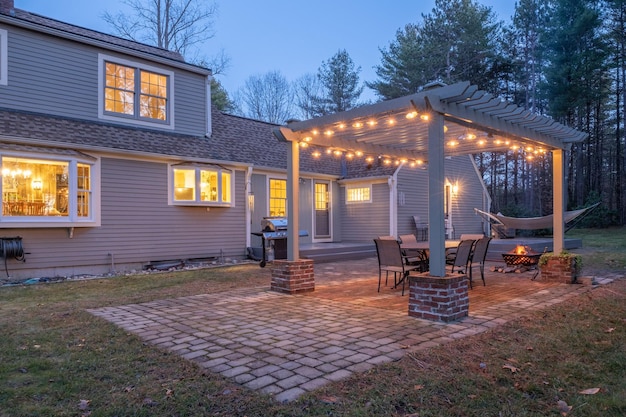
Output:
[502,245,542,267]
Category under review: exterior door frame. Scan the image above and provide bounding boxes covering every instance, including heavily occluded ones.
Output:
[312,179,332,242]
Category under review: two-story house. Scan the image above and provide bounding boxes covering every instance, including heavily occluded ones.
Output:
[0,0,489,280]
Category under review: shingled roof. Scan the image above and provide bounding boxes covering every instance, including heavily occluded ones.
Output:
[0,2,210,74]
[0,108,363,178]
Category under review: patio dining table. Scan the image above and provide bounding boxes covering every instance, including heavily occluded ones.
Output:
[400,240,461,271]
[400,240,460,251]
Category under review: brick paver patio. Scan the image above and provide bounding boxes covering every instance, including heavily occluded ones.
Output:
[88,258,612,403]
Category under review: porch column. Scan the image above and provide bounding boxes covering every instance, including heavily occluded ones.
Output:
[552,149,565,254]
[287,139,300,261]
[428,112,446,276]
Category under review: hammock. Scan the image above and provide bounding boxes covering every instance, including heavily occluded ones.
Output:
[474,203,600,231]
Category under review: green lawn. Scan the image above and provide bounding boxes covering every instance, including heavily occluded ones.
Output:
[0,227,624,416]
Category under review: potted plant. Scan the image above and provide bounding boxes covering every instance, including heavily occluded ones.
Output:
[538,250,582,283]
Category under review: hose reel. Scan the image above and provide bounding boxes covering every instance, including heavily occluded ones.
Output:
[1,236,26,278]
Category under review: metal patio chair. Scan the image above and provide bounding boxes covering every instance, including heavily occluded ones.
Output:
[445,239,475,275]
[374,238,422,296]
[399,234,428,272]
[467,236,492,288]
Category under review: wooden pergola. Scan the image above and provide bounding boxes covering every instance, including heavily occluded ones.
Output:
[274,81,587,278]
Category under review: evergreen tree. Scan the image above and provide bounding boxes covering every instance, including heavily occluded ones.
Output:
[210,78,235,113]
[368,0,502,99]
[541,0,609,207]
[311,49,364,116]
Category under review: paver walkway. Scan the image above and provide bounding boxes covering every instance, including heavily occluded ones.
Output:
[88,259,613,403]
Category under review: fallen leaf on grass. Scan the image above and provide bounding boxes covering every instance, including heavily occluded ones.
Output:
[605,328,615,333]
[502,364,520,373]
[579,387,600,395]
[143,397,158,406]
[320,395,338,404]
[165,388,173,397]
[78,399,90,411]
[414,384,424,390]
[557,400,572,416]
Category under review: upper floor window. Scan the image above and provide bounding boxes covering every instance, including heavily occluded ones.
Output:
[346,185,371,203]
[0,28,7,86]
[99,54,174,128]
[269,179,286,216]
[1,152,99,226]
[170,165,232,206]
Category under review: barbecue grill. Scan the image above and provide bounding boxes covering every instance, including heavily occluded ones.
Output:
[251,217,307,267]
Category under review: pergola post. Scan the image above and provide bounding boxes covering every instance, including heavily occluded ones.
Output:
[552,149,565,254]
[286,139,300,261]
[270,138,314,295]
[427,112,446,277]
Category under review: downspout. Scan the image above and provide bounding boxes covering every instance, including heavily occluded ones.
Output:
[389,163,404,237]
[245,165,253,249]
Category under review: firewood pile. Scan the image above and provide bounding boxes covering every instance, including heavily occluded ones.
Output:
[491,264,536,274]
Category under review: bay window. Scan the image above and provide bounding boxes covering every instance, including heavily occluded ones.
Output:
[171,165,232,206]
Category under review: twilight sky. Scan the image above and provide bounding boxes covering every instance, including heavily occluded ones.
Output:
[17,0,516,101]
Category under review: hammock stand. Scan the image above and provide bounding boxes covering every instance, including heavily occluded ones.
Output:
[474,203,600,238]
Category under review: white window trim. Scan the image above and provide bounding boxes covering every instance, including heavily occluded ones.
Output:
[0,28,7,86]
[168,164,234,207]
[98,53,175,129]
[267,176,287,216]
[0,151,101,228]
[345,184,372,204]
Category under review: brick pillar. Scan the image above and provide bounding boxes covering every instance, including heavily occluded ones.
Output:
[270,259,314,294]
[540,258,579,284]
[408,274,469,322]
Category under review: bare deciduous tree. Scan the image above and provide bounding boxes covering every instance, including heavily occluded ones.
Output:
[103,0,217,58]
[235,71,295,124]
[293,73,323,120]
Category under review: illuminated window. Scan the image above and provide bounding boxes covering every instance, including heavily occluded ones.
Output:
[269,179,286,216]
[346,185,371,203]
[0,29,7,86]
[100,55,172,126]
[1,155,95,222]
[171,165,232,206]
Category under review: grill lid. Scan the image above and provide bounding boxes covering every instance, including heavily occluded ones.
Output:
[262,217,288,231]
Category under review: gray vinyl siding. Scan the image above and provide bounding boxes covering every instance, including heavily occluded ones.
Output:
[339,182,390,242]
[396,156,488,238]
[1,26,207,136]
[396,167,429,236]
[1,157,246,278]
[298,179,313,243]
[445,155,488,238]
